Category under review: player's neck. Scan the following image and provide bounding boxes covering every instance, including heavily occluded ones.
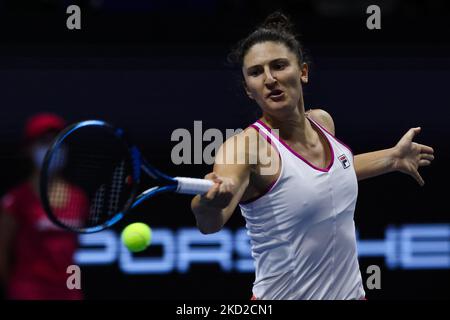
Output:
[261,109,315,145]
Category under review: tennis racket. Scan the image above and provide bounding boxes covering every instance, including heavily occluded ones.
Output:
[39,120,213,233]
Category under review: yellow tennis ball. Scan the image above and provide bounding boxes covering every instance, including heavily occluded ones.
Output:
[121,223,152,252]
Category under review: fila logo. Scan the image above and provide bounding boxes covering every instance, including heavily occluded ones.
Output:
[338,154,350,169]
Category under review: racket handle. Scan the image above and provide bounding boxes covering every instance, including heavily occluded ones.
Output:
[174,177,214,195]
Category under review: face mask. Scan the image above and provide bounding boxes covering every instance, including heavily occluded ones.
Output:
[32,144,66,173]
[32,145,49,169]
[48,147,67,174]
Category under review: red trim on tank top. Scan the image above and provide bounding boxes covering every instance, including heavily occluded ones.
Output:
[256,118,335,173]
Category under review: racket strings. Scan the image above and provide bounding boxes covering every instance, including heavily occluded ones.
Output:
[107,160,125,218]
[90,184,106,225]
[44,126,136,231]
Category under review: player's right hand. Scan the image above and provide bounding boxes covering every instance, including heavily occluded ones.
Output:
[200,172,235,209]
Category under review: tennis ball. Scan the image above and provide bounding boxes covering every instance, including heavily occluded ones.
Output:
[121,222,152,252]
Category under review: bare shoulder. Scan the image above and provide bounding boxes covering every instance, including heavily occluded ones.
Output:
[214,126,259,166]
[220,126,259,149]
[306,108,335,135]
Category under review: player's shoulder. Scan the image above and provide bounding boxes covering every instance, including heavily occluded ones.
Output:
[216,124,261,162]
[221,124,259,146]
[306,108,335,135]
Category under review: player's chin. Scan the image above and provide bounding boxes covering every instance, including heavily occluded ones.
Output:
[263,100,293,113]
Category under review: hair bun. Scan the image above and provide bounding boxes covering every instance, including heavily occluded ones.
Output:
[261,11,294,33]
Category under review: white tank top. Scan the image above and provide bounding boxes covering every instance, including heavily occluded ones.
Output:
[239,116,365,300]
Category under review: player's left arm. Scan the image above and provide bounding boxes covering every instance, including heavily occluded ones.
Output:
[306,109,435,185]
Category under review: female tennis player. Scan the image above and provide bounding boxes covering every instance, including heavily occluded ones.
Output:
[191,12,435,300]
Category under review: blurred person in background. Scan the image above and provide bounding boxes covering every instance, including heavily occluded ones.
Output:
[0,113,83,300]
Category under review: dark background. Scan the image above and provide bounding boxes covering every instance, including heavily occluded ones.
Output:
[0,0,449,300]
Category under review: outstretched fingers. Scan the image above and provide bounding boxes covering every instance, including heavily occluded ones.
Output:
[412,169,425,186]
[417,143,434,155]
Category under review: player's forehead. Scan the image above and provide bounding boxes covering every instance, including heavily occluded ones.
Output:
[243,41,295,69]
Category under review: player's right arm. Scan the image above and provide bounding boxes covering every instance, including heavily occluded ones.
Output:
[191,129,256,234]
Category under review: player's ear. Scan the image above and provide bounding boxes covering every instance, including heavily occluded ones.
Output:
[300,62,309,84]
[243,81,254,100]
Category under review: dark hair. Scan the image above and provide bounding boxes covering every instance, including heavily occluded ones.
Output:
[228,12,306,67]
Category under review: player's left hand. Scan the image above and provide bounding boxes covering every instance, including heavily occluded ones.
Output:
[391,127,434,186]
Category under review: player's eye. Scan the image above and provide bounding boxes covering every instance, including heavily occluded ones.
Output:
[248,69,262,77]
[273,62,287,70]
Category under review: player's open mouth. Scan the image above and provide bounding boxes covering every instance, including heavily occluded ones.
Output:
[267,89,285,101]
